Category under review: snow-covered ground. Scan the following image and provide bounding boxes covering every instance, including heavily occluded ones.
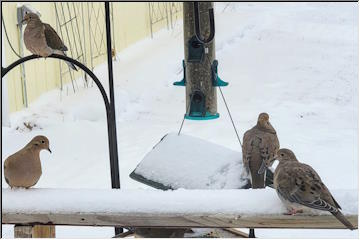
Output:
[1,2,358,238]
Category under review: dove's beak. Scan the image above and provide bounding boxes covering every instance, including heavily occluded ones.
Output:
[48,148,52,153]
[268,122,276,134]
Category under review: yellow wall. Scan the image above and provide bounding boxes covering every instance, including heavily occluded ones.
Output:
[2,2,65,111]
[2,2,182,112]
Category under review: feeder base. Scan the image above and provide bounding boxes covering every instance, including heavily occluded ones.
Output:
[185,112,219,120]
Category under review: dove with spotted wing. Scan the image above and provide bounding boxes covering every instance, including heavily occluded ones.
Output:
[259,148,355,230]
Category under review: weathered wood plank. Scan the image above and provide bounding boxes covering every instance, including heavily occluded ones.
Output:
[3,213,357,229]
[32,225,56,238]
[14,225,32,238]
[13,225,55,238]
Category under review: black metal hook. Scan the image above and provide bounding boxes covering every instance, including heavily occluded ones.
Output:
[193,2,215,44]
[1,54,110,111]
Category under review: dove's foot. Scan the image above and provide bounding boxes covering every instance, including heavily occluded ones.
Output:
[37,52,51,58]
[284,209,303,215]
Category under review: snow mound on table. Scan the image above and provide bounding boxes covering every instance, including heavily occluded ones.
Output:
[133,133,248,189]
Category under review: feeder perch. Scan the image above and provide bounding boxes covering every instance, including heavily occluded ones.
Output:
[212,60,228,87]
[173,60,186,86]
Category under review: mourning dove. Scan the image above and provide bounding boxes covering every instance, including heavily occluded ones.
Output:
[4,135,51,188]
[259,148,355,230]
[22,13,77,71]
[242,113,279,188]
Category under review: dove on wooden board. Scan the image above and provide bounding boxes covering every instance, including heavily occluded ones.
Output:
[242,112,279,188]
[259,148,355,230]
[4,135,51,189]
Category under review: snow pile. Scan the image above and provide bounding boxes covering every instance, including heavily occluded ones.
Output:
[2,188,357,216]
[133,133,248,189]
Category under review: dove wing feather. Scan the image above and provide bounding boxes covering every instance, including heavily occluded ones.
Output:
[277,163,339,213]
[43,23,68,51]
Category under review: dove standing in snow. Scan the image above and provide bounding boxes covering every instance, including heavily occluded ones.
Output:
[4,135,51,188]
[22,13,77,71]
[258,148,355,230]
[242,113,279,188]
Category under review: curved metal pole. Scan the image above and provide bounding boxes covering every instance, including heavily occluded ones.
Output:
[193,2,215,44]
[1,54,110,111]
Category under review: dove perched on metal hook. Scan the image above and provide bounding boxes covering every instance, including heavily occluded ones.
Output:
[22,12,77,71]
[259,148,355,230]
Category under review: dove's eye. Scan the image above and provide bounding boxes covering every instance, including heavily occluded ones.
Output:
[280,153,284,156]
[41,140,45,144]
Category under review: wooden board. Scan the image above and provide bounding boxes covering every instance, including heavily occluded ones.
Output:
[14,225,33,238]
[32,225,56,238]
[14,225,55,238]
[3,212,357,229]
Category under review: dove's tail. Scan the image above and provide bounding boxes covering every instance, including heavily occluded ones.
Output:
[332,211,356,230]
[53,50,78,71]
[65,59,78,71]
[250,172,265,189]
[249,152,266,189]
[62,52,78,71]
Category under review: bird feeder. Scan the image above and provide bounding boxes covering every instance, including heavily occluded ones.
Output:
[174,2,228,120]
